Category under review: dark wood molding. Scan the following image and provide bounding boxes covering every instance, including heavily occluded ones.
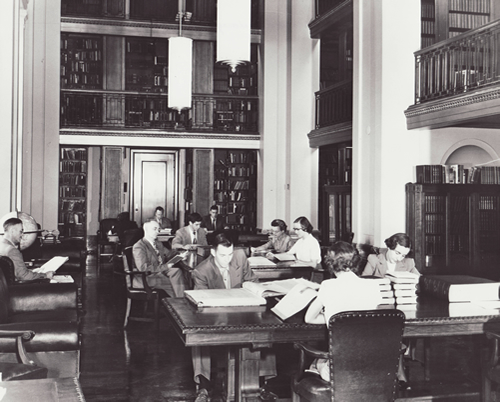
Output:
[308,122,352,148]
[308,0,352,39]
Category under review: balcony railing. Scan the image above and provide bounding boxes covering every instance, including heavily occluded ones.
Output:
[315,80,352,129]
[60,90,259,134]
[414,19,500,104]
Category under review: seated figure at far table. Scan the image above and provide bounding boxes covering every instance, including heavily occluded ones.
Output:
[149,206,173,230]
[361,232,420,278]
[201,205,226,233]
[172,212,208,250]
[281,216,321,268]
[0,218,54,281]
[132,220,188,298]
[251,219,294,255]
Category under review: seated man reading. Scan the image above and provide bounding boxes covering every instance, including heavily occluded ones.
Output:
[132,220,187,298]
[0,218,54,281]
[172,212,208,250]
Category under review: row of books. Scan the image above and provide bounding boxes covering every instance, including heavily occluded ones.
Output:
[61,148,87,160]
[416,164,500,184]
[60,160,87,173]
[448,13,489,29]
[449,0,490,14]
[376,272,419,305]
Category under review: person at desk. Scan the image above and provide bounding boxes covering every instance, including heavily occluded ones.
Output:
[280,217,321,267]
[361,232,420,278]
[201,205,226,233]
[0,218,54,281]
[171,212,208,250]
[250,219,294,254]
[191,233,276,402]
[304,241,382,381]
[132,220,187,298]
[150,206,173,230]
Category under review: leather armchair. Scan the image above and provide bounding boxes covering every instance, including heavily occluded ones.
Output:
[292,309,405,402]
[0,263,80,378]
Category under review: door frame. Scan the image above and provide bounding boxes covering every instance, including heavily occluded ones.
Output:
[130,149,180,226]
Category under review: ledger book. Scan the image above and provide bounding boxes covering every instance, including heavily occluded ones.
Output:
[184,289,266,308]
[419,275,500,302]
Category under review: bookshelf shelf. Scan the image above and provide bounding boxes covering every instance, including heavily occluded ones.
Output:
[406,182,500,279]
[59,147,88,239]
[213,149,257,232]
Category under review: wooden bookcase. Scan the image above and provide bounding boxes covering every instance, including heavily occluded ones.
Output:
[58,147,88,239]
[422,0,500,47]
[213,149,257,232]
[61,33,103,90]
[125,37,168,93]
[406,183,500,279]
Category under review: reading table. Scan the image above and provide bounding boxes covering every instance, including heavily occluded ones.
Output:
[164,297,500,402]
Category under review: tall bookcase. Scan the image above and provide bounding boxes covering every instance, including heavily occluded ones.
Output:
[59,147,88,239]
[213,149,257,232]
[406,183,500,279]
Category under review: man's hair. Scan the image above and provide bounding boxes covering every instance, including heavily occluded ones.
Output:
[154,206,164,213]
[3,218,22,232]
[271,219,287,232]
[212,232,233,250]
[188,212,203,224]
[209,205,218,212]
[143,219,158,230]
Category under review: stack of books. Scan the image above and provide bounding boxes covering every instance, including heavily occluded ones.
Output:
[386,272,420,304]
[362,276,395,304]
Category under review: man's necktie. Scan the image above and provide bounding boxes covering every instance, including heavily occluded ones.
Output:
[212,218,216,230]
[152,242,162,264]
[193,231,197,244]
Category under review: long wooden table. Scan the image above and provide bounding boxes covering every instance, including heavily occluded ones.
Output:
[0,377,85,401]
[164,297,500,402]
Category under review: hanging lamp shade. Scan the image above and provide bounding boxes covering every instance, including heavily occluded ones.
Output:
[168,36,193,111]
[216,0,251,72]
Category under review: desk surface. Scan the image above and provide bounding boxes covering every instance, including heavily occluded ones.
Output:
[164,297,500,347]
[0,377,85,402]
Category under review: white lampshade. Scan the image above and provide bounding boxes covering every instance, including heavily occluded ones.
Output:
[168,36,193,111]
[217,0,251,72]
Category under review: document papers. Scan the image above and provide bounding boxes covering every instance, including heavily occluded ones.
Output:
[247,256,276,267]
[271,281,320,320]
[50,275,74,283]
[33,256,69,274]
[242,278,316,298]
[184,288,266,308]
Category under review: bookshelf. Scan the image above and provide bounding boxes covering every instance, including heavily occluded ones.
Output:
[421,0,436,48]
[125,38,168,93]
[213,149,257,232]
[406,183,500,279]
[59,147,88,239]
[214,99,258,133]
[60,33,103,90]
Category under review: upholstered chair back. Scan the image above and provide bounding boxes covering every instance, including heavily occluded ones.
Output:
[0,258,11,323]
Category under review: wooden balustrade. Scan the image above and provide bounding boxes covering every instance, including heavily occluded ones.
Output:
[414,19,500,104]
[315,80,352,129]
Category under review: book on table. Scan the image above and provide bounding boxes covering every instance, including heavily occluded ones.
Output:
[272,253,296,262]
[242,278,318,298]
[419,275,500,302]
[50,275,74,283]
[32,256,69,273]
[247,256,277,268]
[184,288,267,308]
[385,271,420,284]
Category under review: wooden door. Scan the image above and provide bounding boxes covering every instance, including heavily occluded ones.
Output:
[131,150,178,227]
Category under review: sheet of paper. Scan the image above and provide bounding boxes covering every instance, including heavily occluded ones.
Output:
[50,275,74,283]
[33,256,69,273]
[247,256,276,267]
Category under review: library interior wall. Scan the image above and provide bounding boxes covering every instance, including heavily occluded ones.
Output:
[353,0,429,247]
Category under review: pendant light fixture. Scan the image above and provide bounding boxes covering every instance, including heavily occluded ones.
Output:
[168,0,192,111]
[216,0,251,73]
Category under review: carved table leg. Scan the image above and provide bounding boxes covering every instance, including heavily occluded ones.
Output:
[234,346,261,402]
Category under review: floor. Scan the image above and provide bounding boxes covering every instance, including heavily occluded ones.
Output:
[78,252,488,402]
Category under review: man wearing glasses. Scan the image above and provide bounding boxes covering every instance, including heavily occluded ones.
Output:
[361,232,420,277]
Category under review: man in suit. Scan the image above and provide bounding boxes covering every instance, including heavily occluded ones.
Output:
[132,220,187,297]
[172,212,208,250]
[0,218,54,281]
[149,206,173,230]
[190,232,258,401]
[201,205,226,233]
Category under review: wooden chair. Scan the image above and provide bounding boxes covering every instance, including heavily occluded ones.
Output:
[481,329,500,401]
[116,246,163,330]
[0,329,48,381]
[292,309,405,402]
[96,218,119,275]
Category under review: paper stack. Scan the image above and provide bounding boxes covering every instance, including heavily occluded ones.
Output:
[386,272,419,304]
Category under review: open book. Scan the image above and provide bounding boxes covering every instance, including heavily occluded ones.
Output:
[32,256,69,274]
[272,253,296,262]
[184,288,266,309]
[247,256,276,268]
[271,281,320,320]
[242,278,317,298]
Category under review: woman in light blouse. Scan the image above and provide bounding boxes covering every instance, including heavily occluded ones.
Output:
[286,216,321,267]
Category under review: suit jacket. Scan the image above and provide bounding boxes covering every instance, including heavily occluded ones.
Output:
[201,214,225,232]
[171,226,208,249]
[132,237,176,288]
[361,248,420,278]
[192,249,257,290]
[0,238,45,281]
[149,216,173,230]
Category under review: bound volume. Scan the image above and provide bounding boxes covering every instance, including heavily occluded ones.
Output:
[419,275,500,302]
[184,289,266,309]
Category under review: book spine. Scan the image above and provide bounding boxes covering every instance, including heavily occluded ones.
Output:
[419,276,451,301]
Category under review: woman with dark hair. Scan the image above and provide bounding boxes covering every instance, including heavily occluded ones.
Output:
[251,219,293,254]
[304,241,382,381]
[284,216,321,267]
[361,232,420,278]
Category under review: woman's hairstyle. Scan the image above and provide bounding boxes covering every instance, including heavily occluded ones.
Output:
[324,241,359,274]
[384,233,411,250]
[271,219,287,232]
[294,216,313,233]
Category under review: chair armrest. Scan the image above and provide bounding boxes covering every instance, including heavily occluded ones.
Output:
[9,283,78,313]
[116,269,157,298]
[0,329,36,364]
[294,342,329,360]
